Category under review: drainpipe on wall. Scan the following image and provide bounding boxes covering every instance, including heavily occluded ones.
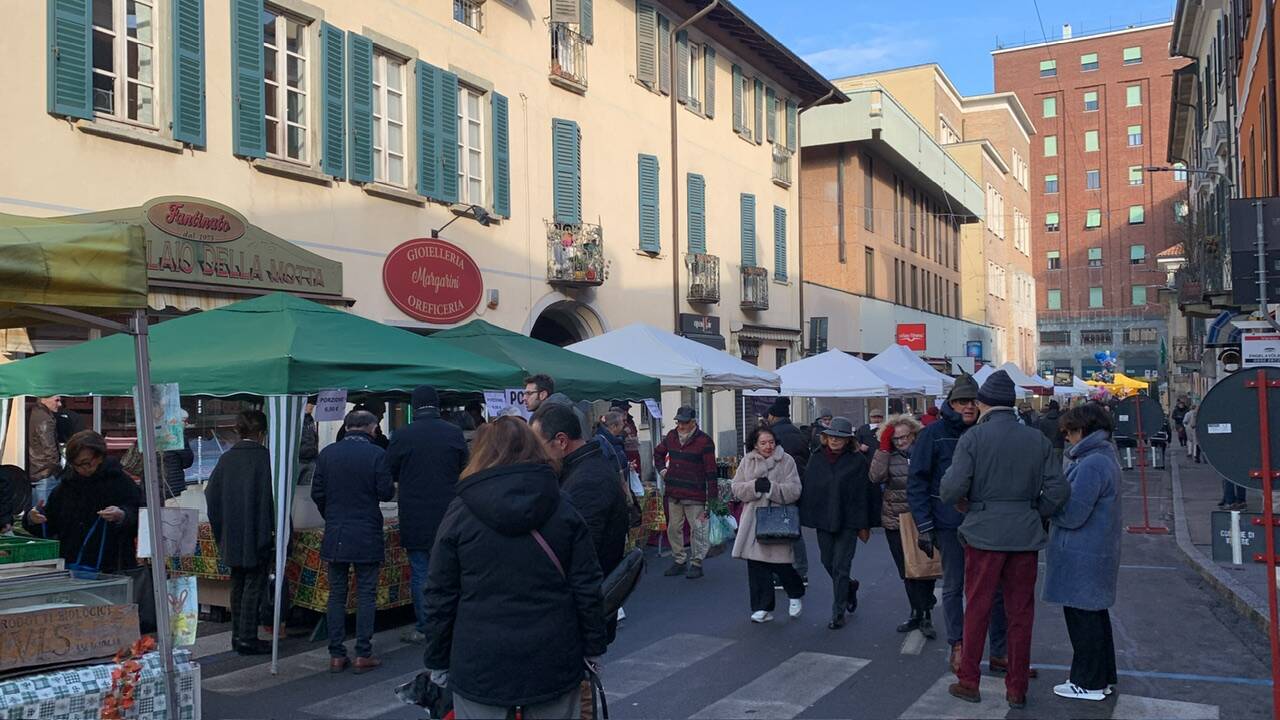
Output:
[797,89,836,355]
[670,0,720,333]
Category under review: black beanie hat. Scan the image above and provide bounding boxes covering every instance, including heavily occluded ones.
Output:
[977,370,1016,408]
[767,397,791,418]
[412,385,440,410]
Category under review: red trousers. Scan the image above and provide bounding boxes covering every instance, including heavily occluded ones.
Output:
[959,547,1038,696]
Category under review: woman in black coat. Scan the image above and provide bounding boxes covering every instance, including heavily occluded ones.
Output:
[798,417,877,630]
[423,417,607,720]
[23,431,141,574]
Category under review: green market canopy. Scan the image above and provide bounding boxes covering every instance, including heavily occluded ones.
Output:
[430,319,659,401]
[0,293,518,397]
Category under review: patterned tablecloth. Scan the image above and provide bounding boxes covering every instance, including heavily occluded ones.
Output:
[0,650,199,720]
[168,520,411,613]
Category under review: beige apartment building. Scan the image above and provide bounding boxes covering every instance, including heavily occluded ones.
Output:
[833,65,1038,372]
[0,0,841,457]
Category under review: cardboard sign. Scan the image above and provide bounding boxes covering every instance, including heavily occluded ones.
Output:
[138,507,200,558]
[1243,332,1280,368]
[483,390,507,418]
[643,399,662,420]
[314,389,348,421]
[0,604,140,673]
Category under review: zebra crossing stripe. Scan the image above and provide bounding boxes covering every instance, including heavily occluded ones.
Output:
[690,652,870,719]
[607,633,736,700]
[1111,695,1220,719]
[297,671,422,718]
[203,628,404,695]
[898,674,1009,719]
[900,630,926,655]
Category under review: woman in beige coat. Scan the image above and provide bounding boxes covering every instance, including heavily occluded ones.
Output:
[732,426,805,623]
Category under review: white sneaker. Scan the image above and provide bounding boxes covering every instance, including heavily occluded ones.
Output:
[789,599,803,618]
[1105,684,1115,696]
[750,611,774,623]
[1053,682,1106,701]
[617,607,626,622]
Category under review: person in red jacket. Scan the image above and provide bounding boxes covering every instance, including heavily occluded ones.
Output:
[920,405,941,427]
[653,406,718,580]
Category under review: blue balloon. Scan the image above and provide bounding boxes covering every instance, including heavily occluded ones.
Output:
[1094,351,1108,363]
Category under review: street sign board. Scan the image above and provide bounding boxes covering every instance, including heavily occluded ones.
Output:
[1114,394,1164,439]
[1210,511,1276,562]
[1243,332,1280,367]
[1197,367,1280,490]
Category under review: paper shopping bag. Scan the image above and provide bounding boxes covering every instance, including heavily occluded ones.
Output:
[899,512,943,580]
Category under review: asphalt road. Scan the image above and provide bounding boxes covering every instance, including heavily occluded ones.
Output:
[201,463,1273,719]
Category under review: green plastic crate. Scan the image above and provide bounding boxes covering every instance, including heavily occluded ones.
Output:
[0,536,60,564]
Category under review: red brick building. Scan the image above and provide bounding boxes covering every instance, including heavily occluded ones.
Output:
[994,23,1191,379]
[1234,0,1279,198]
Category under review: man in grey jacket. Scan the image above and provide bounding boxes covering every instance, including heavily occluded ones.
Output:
[940,369,1070,710]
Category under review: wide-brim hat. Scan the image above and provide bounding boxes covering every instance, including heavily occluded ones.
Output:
[822,416,855,437]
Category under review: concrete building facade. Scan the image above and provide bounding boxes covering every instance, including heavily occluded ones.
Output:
[994,22,1189,382]
[833,65,1038,372]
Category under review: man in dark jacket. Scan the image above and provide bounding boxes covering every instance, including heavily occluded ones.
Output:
[206,410,275,655]
[313,410,395,674]
[594,411,629,476]
[767,397,811,580]
[653,406,717,579]
[908,374,1010,674]
[423,453,607,716]
[941,370,1069,707]
[854,409,884,461]
[1038,400,1065,470]
[386,386,468,645]
[534,404,629,644]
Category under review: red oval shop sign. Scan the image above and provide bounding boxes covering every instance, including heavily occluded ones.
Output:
[145,199,246,244]
[382,238,484,324]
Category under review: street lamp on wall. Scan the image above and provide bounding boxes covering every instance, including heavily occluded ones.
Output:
[431,205,493,238]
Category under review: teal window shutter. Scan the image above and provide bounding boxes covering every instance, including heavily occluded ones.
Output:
[438,71,460,203]
[230,0,265,158]
[171,0,205,146]
[346,34,373,183]
[773,205,787,280]
[552,118,581,225]
[785,99,797,151]
[753,78,763,144]
[46,0,92,119]
[765,87,776,143]
[740,193,756,266]
[638,154,660,252]
[635,2,657,88]
[320,23,346,179]
[658,14,671,95]
[580,0,593,43]
[675,30,689,104]
[416,60,440,198]
[731,64,742,133]
[703,46,715,118]
[491,92,511,218]
[687,173,706,253]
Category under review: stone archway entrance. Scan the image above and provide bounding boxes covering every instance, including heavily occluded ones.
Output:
[529,299,606,346]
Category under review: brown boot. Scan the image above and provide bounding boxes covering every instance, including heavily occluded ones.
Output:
[948,682,981,703]
[353,656,382,674]
[949,642,963,675]
[329,657,350,674]
[1007,692,1027,709]
[989,655,1039,678]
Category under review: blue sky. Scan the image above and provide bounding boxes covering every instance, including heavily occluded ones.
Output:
[735,0,1177,95]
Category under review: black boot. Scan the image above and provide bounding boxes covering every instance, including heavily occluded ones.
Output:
[919,610,937,639]
[847,579,860,614]
[896,610,921,633]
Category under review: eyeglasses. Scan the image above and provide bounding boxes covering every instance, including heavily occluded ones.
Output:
[952,399,977,407]
[72,456,102,470]
[893,434,912,442]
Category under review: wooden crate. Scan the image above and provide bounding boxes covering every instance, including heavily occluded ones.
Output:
[0,604,140,674]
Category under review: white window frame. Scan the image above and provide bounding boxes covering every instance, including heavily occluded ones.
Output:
[372,51,408,187]
[1045,174,1059,193]
[1126,84,1142,107]
[1047,289,1062,309]
[1129,166,1144,186]
[1044,135,1057,157]
[1123,46,1142,65]
[457,83,486,206]
[1084,130,1099,152]
[91,0,159,128]
[1083,90,1098,112]
[687,40,703,112]
[453,0,483,32]
[263,7,311,164]
[1128,125,1143,147]
[1042,96,1057,118]
[738,72,753,135]
[1085,169,1100,189]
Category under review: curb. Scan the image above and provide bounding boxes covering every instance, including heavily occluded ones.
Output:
[1170,459,1271,631]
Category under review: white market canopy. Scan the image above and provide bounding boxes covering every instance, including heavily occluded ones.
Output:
[1054,376,1093,396]
[567,323,780,391]
[972,363,1030,399]
[869,343,956,396]
[746,349,922,398]
[998,361,1053,389]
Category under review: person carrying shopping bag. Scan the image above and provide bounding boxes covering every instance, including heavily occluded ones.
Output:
[731,426,805,624]
[871,414,937,638]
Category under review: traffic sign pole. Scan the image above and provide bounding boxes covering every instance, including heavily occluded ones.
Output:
[1248,369,1280,718]
[1126,393,1169,534]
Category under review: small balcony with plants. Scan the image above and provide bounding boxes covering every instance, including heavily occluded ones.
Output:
[547,220,606,287]
[550,23,588,93]
[740,266,769,311]
[686,253,721,304]
[772,146,793,187]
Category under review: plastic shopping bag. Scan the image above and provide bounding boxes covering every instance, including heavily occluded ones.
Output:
[708,512,738,546]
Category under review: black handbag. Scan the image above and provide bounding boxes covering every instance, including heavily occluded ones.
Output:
[754,501,800,544]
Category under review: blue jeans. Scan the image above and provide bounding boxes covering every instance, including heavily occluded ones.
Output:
[937,528,1007,655]
[327,561,380,658]
[1221,479,1247,505]
[31,477,60,508]
[408,550,430,633]
[792,535,809,578]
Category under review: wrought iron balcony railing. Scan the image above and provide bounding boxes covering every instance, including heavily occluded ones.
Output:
[740,266,769,310]
[546,220,605,287]
[772,146,793,186]
[686,252,720,304]
[550,23,588,91]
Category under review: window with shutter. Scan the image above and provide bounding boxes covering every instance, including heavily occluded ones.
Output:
[438,71,460,202]
[765,87,776,143]
[676,30,689,104]
[580,0,593,43]
[551,0,580,24]
[773,206,787,280]
[262,8,311,163]
[658,14,671,95]
[635,3,657,88]
[492,92,511,217]
[740,193,756,266]
[637,154,660,252]
[230,0,265,157]
[687,173,706,253]
[552,118,582,225]
[417,60,439,198]
[47,0,93,120]
[704,46,715,118]
[753,78,763,144]
[171,0,205,146]
[785,99,797,151]
[347,35,374,183]
[731,64,743,133]
[90,0,160,126]
[371,52,406,187]
[320,23,346,179]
